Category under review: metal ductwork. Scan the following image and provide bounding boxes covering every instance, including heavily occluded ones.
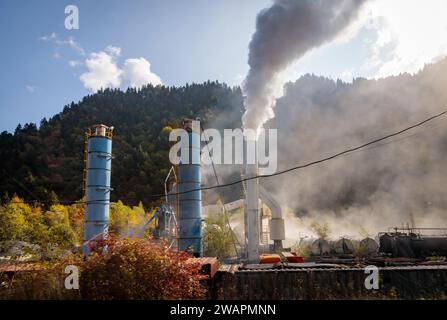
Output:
[83,124,113,255]
[259,185,285,250]
[178,119,202,257]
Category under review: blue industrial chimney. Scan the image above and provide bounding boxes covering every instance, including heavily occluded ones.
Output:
[178,119,202,257]
[83,124,113,255]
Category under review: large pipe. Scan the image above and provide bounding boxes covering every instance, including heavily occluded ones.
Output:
[178,119,202,257]
[245,136,260,263]
[259,185,285,250]
[83,124,113,255]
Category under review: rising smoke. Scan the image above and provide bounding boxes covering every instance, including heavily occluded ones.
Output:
[242,0,367,131]
[212,0,447,244]
[266,59,447,242]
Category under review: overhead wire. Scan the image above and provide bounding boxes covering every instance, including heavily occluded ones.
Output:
[200,123,242,256]
[3,109,447,205]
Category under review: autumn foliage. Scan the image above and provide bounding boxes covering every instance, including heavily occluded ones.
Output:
[0,196,153,258]
[0,238,206,300]
[80,238,206,300]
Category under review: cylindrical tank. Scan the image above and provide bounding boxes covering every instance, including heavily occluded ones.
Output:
[378,233,395,255]
[178,119,202,257]
[409,236,447,257]
[333,238,355,254]
[311,238,330,256]
[359,237,379,255]
[83,124,113,255]
[379,233,447,258]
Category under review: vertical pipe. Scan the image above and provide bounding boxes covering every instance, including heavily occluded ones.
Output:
[178,119,202,257]
[83,125,113,255]
[245,136,260,263]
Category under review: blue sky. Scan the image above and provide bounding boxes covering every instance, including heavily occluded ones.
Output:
[1,0,447,132]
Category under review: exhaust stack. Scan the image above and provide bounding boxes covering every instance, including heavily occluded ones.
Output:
[245,136,260,263]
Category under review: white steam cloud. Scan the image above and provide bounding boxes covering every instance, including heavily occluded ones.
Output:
[242,0,367,131]
[268,58,447,240]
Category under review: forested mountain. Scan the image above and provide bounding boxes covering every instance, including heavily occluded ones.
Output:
[3,56,447,218]
[0,81,243,206]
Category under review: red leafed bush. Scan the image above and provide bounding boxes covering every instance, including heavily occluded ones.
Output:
[80,238,206,300]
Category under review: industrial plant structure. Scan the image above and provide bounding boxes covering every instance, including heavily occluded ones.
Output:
[83,124,114,255]
[77,121,447,299]
[80,122,447,262]
[80,120,287,260]
[178,119,203,257]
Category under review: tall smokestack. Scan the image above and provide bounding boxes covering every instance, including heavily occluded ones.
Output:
[242,0,367,132]
[83,124,114,256]
[245,136,260,263]
[241,0,366,260]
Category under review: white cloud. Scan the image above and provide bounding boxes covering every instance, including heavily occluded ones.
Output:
[40,33,85,57]
[56,37,86,56]
[80,51,122,92]
[363,0,447,78]
[68,60,82,68]
[25,85,36,93]
[122,58,162,88]
[105,46,121,57]
[73,45,163,92]
[39,32,57,42]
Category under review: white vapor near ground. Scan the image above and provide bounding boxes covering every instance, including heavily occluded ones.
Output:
[268,58,447,242]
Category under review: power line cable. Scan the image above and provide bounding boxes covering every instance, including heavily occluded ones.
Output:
[1,168,42,202]
[200,123,242,255]
[4,109,447,205]
[329,118,447,159]
[160,109,447,197]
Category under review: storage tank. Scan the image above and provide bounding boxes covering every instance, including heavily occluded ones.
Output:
[379,232,447,258]
[178,119,202,257]
[359,237,379,255]
[333,237,354,254]
[311,238,330,256]
[378,233,395,255]
[409,236,447,257]
[83,124,113,255]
